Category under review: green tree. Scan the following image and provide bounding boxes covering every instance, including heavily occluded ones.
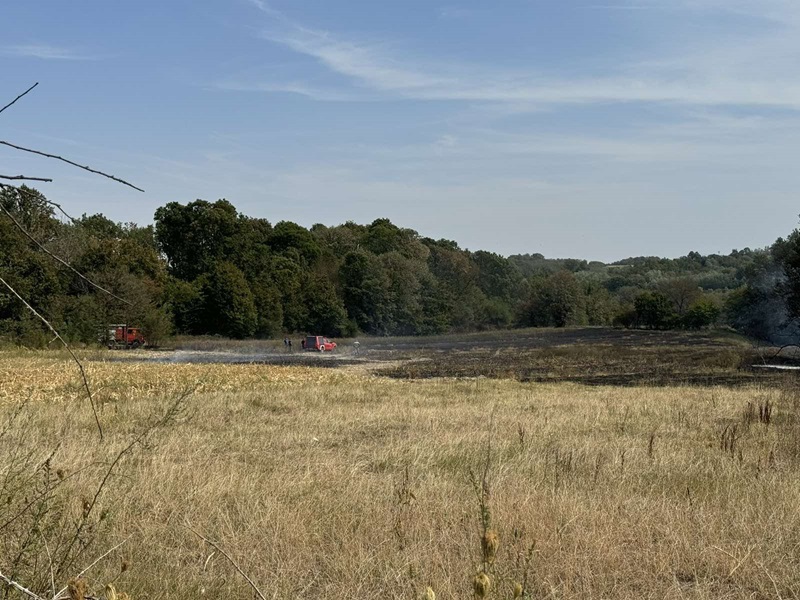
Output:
[269,255,308,332]
[657,277,701,316]
[154,199,240,280]
[682,298,721,329]
[164,278,203,335]
[584,281,616,326]
[200,262,257,338]
[634,291,675,329]
[268,221,320,265]
[340,250,393,334]
[249,278,284,338]
[773,227,800,318]
[518,271,587,327]
[0,186,62,344]
[424,240,482,331]
[303,275,348,335]
[472,250,523,304]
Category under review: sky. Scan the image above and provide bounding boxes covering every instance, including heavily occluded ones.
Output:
[2,0,800,261]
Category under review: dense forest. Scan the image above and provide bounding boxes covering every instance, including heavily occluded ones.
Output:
[0,185,797,345]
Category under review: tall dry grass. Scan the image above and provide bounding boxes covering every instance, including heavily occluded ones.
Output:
[2,351,800,598]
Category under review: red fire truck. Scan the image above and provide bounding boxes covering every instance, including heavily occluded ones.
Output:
[107,324,146,349]
[303,336,337,352]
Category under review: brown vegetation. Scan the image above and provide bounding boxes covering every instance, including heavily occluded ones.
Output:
[2,345,800,598]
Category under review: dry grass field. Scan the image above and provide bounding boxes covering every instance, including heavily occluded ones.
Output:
[2,337,800,599]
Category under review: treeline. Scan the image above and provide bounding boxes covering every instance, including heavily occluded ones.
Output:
[0,187,796,344]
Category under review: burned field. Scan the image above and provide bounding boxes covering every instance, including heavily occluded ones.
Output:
[365,328,784,386]
[123,328,789,387]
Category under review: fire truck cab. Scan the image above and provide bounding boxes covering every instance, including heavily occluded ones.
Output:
[107,324,146,349]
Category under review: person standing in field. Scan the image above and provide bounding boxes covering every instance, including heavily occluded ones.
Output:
[353,340,360,356]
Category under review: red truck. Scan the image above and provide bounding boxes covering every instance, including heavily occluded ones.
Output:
[107,324,146,349]
[303,336,336,352]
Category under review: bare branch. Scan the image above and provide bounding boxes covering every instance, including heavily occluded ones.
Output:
[56,390,192,576]
[765,344,800,361]
[0,275,103,439]
[755,561,784,600]
[0,183,78,223]
[0,175,53,183]
[0,82,39,116]
[0,204,132,306]
[0,568,47,600]
[39,532,56,599]
[0,140,144,193]
[51,537,132,600]
[184,523,267,600]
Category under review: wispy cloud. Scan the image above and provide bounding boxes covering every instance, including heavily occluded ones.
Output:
[213,78,366,101]
[3,44,100,61]
[244,0,281,18]
[259,26,453,92]
[236,1,800,110]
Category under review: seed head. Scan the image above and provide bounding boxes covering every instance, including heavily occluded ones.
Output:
[482,529,499,564]
[473,571,490,598]
[105,583,118,600]
[67,578,87,600]
[424,587,436,600]
[513,581,524,597]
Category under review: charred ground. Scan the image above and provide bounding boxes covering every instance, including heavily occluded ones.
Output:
[155,327,795,387]
[364,328,789,386]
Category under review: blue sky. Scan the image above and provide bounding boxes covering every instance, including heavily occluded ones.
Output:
[2,0,799,261]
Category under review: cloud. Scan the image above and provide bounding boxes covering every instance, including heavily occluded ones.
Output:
[212,78,367,101]
[259,26,453,92]
[245,0,281,18]
[239,2,800,110]
[3,44,99,61]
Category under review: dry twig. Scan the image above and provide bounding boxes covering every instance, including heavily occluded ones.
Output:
[0,182,78,223]
[0,275,103,439]
[39,532,57,599]
[0,175,53,182]
[56,390,191,576]
[0,140,144,193]
[0,82,39,116]
[0,203,133,305]
[51,536,132,600]
[184,523,267,600]
[0,568,47,600]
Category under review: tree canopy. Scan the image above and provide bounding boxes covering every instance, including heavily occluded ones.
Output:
[0,190,790,345]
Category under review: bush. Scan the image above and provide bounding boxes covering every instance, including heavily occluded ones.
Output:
[682,298,721,329]
[634,291,676,329]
